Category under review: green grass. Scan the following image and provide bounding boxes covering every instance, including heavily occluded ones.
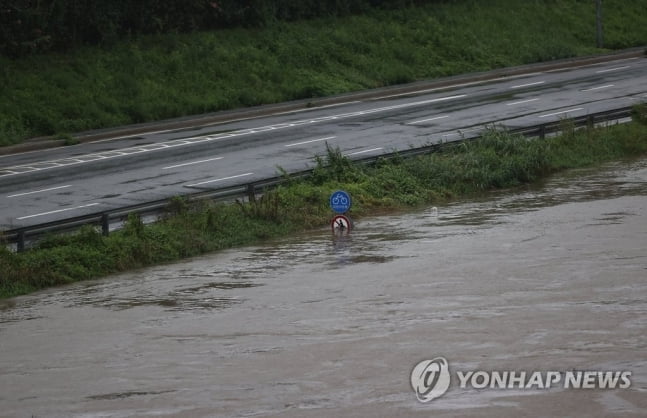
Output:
[2,114,647,299]
[1,0,647,146]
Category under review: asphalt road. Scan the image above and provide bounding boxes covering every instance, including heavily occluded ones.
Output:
[1,55,646,229]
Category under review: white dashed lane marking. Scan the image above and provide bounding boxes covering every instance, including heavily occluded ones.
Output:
[409,115,449,125]
[162,157,223,170]
[581,84,614,92]
[186,172,254,187]
[596,66,631,74]
[17,203,100,220]
[7,185,72,198]
[510,81,545,89]
[538,108,584,118]
[506,98,539,106]
[345,147,383,156]
[285,136,336,148]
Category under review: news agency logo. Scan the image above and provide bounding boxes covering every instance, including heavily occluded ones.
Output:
[411,357,632,403]
[410,357,451,402]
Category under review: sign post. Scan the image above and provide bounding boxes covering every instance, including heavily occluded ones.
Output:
[329,190,352,234]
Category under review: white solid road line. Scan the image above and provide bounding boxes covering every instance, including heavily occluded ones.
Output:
[186,172,254,187]
[342,95,465,119]
[275,101,361,115]
[345,147,383,156]
[339,95,465,117]
[374,73,542,100]
[538,108,584,118]
[17,203,100,220]
[285,136,336,147]
[409,115,449,125]
[7,184,72,198]
[581,84,614,92]
[543,57,638,74]
[506,98,539,106]
[596,66,631,74]
[162,156,223,170]
[510,81,545,89]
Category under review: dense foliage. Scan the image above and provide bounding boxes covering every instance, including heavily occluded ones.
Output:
[1,0,429,56]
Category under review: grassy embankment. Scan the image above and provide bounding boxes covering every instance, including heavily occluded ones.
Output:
[2,106,647,299]
[1,0,647,146]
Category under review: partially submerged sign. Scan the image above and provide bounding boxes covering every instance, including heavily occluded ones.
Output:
[330,190,352,234]
[331,214,352,234]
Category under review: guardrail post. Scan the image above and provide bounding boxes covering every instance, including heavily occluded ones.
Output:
[247,184,256,202]
[539,124,546,139]
[17,231,25,252]
[101,213,110,236]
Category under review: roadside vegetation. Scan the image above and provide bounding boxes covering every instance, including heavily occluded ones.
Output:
[2,0,647,146]
[2,110,647,299]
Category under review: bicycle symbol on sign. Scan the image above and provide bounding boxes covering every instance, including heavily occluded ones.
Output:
[332,194,348,205]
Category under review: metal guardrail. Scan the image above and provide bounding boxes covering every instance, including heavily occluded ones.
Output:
[1,106,637,251]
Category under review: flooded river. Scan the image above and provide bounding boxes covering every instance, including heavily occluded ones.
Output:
[1,159,647,417]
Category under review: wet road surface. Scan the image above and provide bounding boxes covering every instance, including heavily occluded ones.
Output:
[1,158,647,417]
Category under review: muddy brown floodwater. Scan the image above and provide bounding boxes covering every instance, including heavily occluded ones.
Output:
[1,159,647,418]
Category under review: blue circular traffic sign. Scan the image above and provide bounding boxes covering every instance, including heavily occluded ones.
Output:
[330,190,351,213]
